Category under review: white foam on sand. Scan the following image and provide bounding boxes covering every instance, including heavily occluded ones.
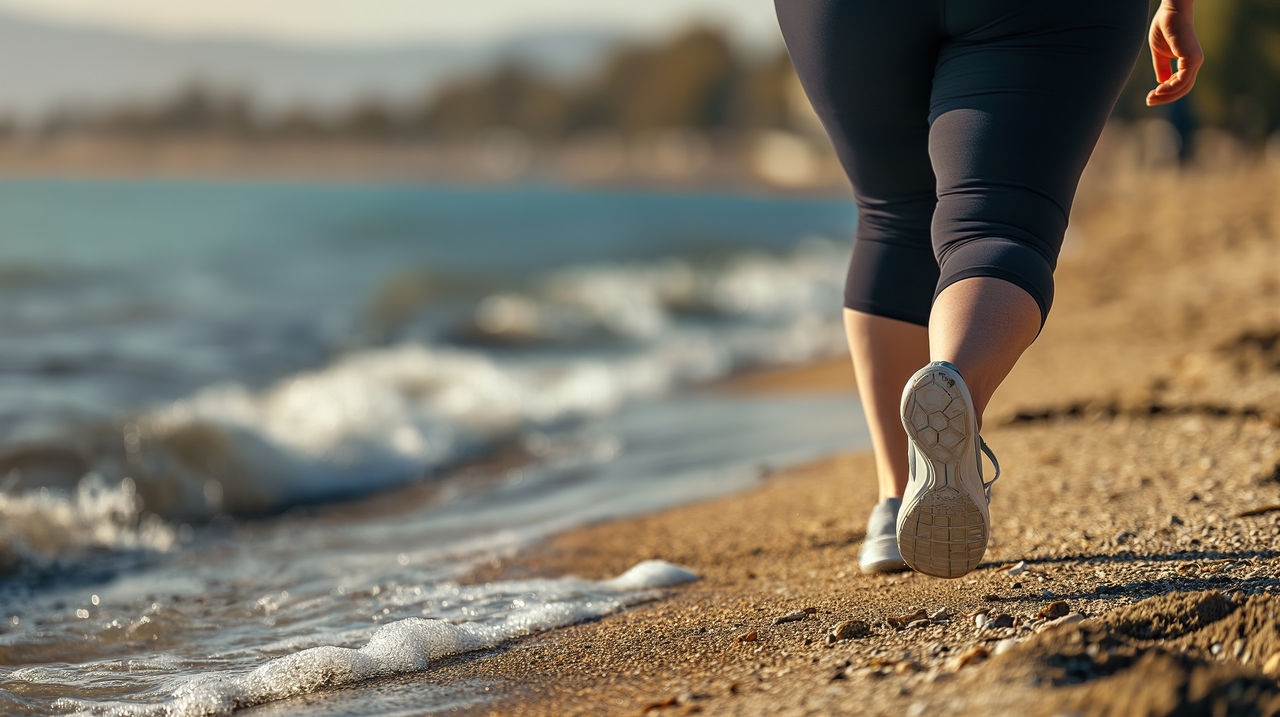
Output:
[53,561,698,716]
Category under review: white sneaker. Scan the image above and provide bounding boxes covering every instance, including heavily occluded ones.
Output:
[895,361,1000,578]
[858,497,908,574]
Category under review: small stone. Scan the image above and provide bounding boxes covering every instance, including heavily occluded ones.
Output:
[772,610,807,626]
[737,630,758,643]
[994,638,1019,655]
[989,614,1014,629]
[981,594,1001,602]
[929,607,949,621]
[802,607,818,614]
[1036,612,1085,633]
[1211,642,1223,656]
[1233,641,1246,659]
[887,609,929,629]
[641,696,679,712]
[894,660,921,675]
[1262,653,1280,677]
[952,645,989,669]
[826,620,870,643]
[1006,561,1027,576]
[1170,514,1185,526]
[974,613,988,629]
[1037,601,1070,621]
[906,618,932,630]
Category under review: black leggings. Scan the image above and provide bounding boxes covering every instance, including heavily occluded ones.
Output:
[775,0,1147,326]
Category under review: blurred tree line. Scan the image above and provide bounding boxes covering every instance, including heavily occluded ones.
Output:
[422,27,794,140]
[20,9,1280,145]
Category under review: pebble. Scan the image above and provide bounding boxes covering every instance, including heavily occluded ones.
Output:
[826,620,870,643]
[1263,652,1280,677]
[737,630,758,643]
[929,607,949,621]
[1037,601,1070,621]
[988,614,1015,629]
[1211,642,1223,656]
[887,609,929,629]
[974,613,988,629]
[1036,612,1085,633]
[641,697,679,713]
[994,638,1020,655]
[772,610,807,626]
[894,660,921,675]
[1006,561,1027,576]
[952,645,989,669]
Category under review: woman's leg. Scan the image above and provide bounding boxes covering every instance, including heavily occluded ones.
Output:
[844,310,929,500]
[892,0,1150,578]
[929,278,1040,428]
[926,1,1150,422]
[774,0,940,505]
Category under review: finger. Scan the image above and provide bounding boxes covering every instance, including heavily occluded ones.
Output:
[1147,86,1187,106]
[1156,54,1202,98]
[1177,46,1205,80]
[1147,73,1193,105]
[1151,37,1173,84]
[1166,30,1205,72]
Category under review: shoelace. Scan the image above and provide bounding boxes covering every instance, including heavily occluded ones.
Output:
[978,437,1000,502]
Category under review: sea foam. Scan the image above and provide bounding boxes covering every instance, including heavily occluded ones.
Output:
[0,240,848,557]
[53,561,697,716]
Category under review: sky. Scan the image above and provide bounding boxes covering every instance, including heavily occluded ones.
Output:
[0,0,781,46]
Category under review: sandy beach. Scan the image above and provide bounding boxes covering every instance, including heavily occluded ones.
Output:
[403,164,1280,715]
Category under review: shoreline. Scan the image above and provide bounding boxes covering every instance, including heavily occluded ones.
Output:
[427,164,1280,715]
[0,135,852,196]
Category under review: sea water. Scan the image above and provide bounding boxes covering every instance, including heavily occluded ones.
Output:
[0,179,867,714]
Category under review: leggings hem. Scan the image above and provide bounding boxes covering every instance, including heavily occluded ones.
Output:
[842,299,931,328]
[933,267,1052,331]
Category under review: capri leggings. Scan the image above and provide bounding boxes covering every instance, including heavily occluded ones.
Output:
[775,0,1148,327]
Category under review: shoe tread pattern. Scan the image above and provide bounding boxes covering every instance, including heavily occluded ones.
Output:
[897,368,987,578]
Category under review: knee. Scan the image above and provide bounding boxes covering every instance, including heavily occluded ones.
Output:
[932,238,1055,326]
[930,191,1067,327]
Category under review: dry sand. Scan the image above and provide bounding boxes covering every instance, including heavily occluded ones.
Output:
[421,165,1280,716]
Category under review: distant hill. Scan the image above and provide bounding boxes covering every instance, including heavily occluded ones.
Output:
[0,11,619,121]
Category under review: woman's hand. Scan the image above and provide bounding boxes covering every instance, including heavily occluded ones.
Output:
[1146,0,1203,106]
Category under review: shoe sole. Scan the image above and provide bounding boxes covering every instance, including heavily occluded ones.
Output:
[896,365,988,579]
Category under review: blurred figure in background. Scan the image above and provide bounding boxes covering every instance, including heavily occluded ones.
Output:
[775,0,1202,578]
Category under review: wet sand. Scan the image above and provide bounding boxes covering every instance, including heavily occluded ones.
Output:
[424,165,1277,715]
